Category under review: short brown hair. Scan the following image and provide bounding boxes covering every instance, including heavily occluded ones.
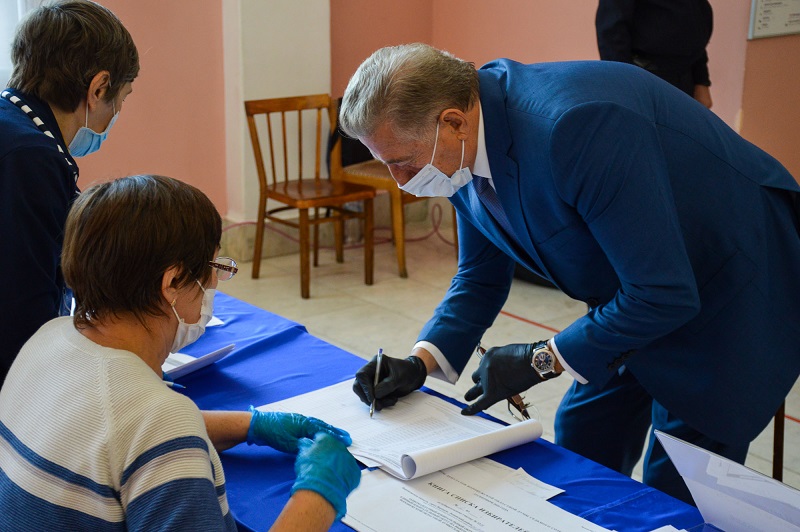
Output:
[8,0,139,112]
[62,175,222,329]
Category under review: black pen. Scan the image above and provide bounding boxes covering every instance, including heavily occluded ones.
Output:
[370,348,383,418]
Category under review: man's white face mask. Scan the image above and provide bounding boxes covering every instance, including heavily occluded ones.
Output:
[399,122,473,197]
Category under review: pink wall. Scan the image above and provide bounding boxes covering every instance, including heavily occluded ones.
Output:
[701,0,750,134]
[76,0,228,212]
[332,1,750,131]
[431,1,598,65]
[741,34,800,182]
[330,0,433,97]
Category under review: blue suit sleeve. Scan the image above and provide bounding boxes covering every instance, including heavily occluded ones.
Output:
[549,102,700,387]
[417,208,515,375]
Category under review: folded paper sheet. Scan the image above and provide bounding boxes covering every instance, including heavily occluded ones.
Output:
[343,458,608,532]
[162,343,235,379]
[261,380,543,479]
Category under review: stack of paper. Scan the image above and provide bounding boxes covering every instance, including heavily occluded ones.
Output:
[262,381,611,531]
[261,380,543,480]
[344,458,609,532]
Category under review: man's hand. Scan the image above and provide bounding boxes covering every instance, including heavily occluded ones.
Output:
[693,84,712,109]
[462,343,544,416]
[353,355,427,411]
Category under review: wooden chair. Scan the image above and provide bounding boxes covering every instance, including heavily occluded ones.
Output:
[244,94,375,298]
[329,113,458,278]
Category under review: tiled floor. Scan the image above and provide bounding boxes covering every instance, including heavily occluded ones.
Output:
[219,219,800,489]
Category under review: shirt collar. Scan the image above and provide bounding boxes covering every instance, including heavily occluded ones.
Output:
[473,102,494,186]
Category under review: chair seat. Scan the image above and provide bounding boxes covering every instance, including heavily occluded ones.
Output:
[343,160,425,206]
[266,179,375,208]
[343,160,394,184]
[336,155,458,277]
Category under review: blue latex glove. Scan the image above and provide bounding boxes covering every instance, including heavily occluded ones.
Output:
[246,407,352,454]
[291,433,361,520]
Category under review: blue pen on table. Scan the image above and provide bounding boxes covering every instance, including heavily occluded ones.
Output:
[164,380,186,390]
[369,348,384,418]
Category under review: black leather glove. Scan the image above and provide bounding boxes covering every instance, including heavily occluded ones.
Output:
[461,343,543,416]
[353,355,427,411]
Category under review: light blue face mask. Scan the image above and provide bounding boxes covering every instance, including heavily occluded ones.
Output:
[68,99,118,157]
[399,121,473,198]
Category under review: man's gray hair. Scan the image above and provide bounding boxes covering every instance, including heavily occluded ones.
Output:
[339,43,479,142]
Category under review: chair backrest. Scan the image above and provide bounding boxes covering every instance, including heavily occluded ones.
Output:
[244,94,335,189]
[327,97,374,177]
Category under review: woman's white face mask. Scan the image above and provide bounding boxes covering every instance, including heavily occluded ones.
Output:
[170,281,215,353]
[399,122,473,197]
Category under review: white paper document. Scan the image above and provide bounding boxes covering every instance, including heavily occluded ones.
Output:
[162,343,235,379]
[656,430,800,531]
[467,458,564,500]
[260,380,543,479]
[342,458,609,532]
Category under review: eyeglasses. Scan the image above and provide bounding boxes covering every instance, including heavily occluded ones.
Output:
[209,256,238,281]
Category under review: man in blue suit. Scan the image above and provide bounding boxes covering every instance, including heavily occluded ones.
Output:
[341,43,800,503]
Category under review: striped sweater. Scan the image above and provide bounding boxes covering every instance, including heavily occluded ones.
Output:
[0,317,237,530]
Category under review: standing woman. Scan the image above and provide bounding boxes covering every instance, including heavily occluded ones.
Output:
[0,0,138,382]
[0,175,360,530]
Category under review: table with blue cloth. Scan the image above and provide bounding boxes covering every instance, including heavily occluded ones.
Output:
[180,292,704,532]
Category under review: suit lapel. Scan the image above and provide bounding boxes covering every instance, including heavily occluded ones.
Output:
[477,69,553,281]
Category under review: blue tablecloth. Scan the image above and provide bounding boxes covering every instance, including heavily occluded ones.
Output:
[180,292,703,532]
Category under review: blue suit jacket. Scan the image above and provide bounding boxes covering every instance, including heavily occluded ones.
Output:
[419,59,800,445]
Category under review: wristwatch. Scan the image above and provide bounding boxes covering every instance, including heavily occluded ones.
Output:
[530,340,560,380]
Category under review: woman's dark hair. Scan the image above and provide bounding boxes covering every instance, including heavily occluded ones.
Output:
[8,0,139,111]
[63,175,222,329]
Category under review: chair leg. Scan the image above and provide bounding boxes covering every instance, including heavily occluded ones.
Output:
[299,209,310,299]
[313,207,319,267]
[334,210,344,263]
[364,198,374,285]
[390,190,408,278]
[252,196,267,279]
[451,205,459,259]
[773,401,785,481]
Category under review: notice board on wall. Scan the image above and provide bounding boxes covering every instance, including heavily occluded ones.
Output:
[749,0,800,39]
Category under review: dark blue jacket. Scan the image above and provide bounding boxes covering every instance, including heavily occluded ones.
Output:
[0,88,78,383]
[420,59,800,445]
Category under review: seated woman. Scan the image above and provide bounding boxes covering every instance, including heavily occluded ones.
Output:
[0,174,360,530]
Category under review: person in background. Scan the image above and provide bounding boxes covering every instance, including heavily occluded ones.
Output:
[341,43,800,504]
[0,0,138,384]
[0,174,361,530]
[596,0,714,108]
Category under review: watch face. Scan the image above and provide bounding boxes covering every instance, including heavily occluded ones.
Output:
[533,350,554,373]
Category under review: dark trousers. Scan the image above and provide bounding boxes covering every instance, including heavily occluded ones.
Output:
[554,369,749,505]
